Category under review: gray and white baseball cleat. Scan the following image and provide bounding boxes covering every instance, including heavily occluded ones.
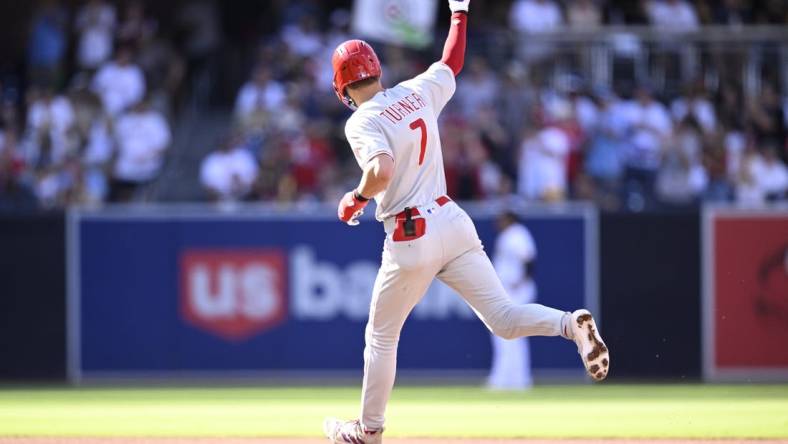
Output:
[570,309,610,381]
[324,417,383,444]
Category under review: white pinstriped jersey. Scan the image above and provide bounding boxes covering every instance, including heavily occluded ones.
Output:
[344,62,456,221]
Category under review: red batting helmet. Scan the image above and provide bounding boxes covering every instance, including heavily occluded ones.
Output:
[332,39,382,110]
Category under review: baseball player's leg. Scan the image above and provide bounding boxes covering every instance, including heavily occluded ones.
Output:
[438,247,567,339]
[360,246,440,431]
[437,207,609,381]
[431,203,568,339]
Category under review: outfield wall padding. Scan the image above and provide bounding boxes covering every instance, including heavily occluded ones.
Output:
[0,212,67,380]
[66,204,596,381]
[600,211,702,379]
[0,206,726,382]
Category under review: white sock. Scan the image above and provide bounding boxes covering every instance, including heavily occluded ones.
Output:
[560,312,574,340]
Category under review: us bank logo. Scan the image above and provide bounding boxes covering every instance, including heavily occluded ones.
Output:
[180,249,287,341]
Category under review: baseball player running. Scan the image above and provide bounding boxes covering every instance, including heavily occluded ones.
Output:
[324,1,609,442]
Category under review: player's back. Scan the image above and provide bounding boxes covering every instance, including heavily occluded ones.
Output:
[345,62,457,221]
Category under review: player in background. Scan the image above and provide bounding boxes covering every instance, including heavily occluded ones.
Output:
[324,1,609,443]
[487,211,537,391]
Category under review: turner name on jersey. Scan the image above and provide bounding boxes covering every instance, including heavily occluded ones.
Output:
[379,92,427,125]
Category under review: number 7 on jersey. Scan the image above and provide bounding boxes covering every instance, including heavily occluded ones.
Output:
[409,118,427,166]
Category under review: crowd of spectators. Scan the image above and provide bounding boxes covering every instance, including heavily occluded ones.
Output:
[0,0,207,208]
[200,0,787,210]
[1,0,786,211]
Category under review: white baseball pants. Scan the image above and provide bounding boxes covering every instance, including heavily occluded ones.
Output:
[360,200,566,430]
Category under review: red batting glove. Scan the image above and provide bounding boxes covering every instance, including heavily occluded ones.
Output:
[338,190,369,225]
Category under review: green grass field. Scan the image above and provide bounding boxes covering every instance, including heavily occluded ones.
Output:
[0,384,787,439]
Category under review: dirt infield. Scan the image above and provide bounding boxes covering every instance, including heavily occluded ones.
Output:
[2,439,787,444]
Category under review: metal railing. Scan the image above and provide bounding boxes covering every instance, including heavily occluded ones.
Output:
[477,25,788,97]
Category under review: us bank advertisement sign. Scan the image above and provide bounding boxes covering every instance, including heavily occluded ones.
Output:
[703,206,788,382]
[68,204,595,381]
[180,249,288,341]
